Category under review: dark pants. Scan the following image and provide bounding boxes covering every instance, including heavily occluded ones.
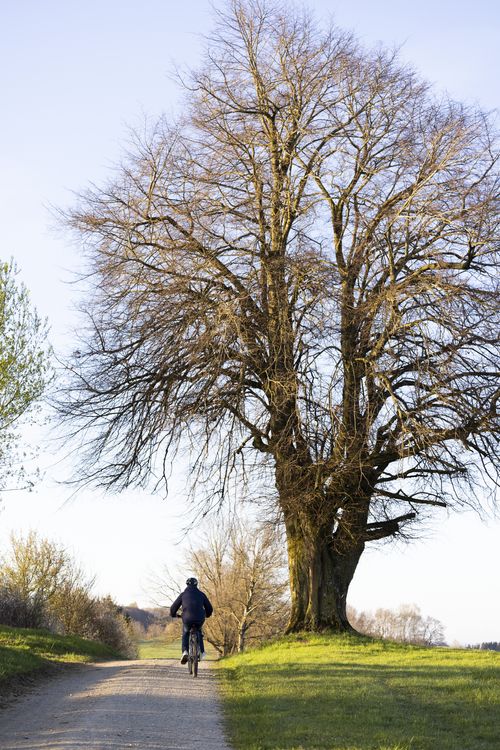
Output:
[182,620,205,653]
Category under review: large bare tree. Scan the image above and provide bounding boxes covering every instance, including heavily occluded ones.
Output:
[60,1,500,632]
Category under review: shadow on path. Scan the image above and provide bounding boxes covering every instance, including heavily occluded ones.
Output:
[0,659,232,750]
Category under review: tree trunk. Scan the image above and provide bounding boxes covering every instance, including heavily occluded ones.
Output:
[237,620,247,652]
[284,517,364,633]
[237,603,251,653]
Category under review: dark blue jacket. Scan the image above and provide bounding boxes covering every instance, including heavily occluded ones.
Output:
[170,585,213,624]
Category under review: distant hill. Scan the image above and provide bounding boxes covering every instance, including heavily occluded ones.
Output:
[122,606,170,630]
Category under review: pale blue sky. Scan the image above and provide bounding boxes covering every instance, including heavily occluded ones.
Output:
[0,1,498,644]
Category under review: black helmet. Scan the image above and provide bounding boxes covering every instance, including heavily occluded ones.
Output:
[186,577,198,587]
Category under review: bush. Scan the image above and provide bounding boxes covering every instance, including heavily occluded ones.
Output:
[0,532,137,657]
[0,531,88,630]
[0,585,44,628]
[84,597,137,658]
[49,590,137,658]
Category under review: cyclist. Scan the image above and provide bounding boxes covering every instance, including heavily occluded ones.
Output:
[170,577,213,663]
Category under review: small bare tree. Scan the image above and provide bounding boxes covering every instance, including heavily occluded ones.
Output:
[59,1,500,632]
[189,521,288,655]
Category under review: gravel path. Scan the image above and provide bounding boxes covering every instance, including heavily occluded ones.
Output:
[0,659,233,749]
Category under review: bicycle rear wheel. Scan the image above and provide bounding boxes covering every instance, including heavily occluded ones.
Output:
[189,628,199,677]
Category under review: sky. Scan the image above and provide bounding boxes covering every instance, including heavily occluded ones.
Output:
[0,0,499,645]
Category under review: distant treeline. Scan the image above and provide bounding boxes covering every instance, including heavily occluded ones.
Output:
[347,604,445,646]
[466,642,500,651]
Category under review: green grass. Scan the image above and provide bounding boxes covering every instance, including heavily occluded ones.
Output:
[0,624,120,687]
[137,638,183,659]
[218,633,500,750]
[137,637,218,660]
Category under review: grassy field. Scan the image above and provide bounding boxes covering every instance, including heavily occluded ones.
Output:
[0,625,119,688]
[137,637,218,660]
[137,638,183,659]
[218,633,500,750]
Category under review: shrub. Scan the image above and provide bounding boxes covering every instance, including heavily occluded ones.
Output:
[86,597,137,658]
[0,532,137,657]
[49,590,137,657]
[0,585,44,628]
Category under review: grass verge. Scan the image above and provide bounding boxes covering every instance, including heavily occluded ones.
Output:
[217,632,500,750]
[0,624,119,693]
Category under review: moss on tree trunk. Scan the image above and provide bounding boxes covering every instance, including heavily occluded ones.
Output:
[284,517,364,633]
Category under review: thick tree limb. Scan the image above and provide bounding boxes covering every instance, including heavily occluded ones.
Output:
[364,513,417,541]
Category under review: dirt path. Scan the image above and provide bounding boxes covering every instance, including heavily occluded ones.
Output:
[0,659,233,749]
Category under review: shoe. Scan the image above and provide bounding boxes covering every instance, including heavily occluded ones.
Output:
[180,651,188,664]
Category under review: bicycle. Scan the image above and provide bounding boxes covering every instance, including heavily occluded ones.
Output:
[187,624,201,677]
